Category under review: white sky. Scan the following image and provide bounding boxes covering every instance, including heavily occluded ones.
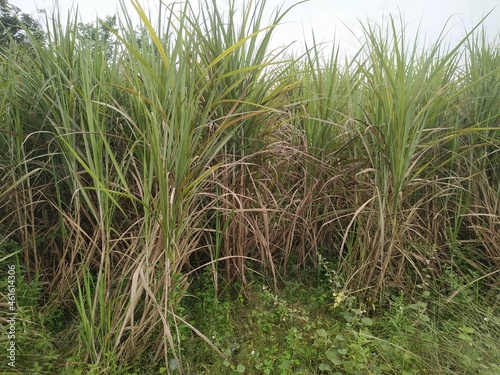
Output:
[11,0,500,55]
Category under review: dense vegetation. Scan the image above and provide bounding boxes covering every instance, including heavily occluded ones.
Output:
[0,0,498,373]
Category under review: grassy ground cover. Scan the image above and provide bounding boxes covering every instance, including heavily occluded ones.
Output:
[1,0,498,373]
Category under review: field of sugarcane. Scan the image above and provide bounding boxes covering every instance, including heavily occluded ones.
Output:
[1,0,499,374]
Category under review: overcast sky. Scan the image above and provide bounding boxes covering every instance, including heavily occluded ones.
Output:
[12,0,500,54]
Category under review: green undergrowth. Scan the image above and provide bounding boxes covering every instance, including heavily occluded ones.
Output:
[177,263,499,375]
[0,241,62,374]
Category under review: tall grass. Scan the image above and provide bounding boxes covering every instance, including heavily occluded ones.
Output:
[339,16,469,295]
[0,0,498,372]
